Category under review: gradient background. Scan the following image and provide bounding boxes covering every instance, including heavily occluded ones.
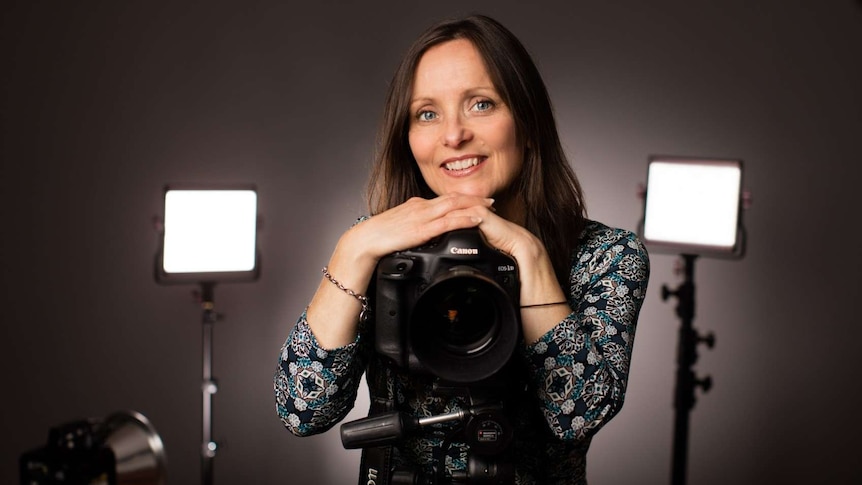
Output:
[2,1,860,484]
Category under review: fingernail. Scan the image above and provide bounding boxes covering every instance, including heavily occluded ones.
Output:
[471,216,483,224]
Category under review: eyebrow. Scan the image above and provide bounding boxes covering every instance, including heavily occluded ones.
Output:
[409,86,499,106]
[409,97,433,106]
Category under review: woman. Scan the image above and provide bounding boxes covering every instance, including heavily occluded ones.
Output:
[275,14,649,484]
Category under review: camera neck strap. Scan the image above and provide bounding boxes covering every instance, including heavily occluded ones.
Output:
[357,394,395,485]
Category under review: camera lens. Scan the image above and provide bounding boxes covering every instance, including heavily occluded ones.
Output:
[426,281,497,354]
[410,266,519,383]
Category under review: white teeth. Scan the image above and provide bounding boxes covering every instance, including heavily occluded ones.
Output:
[444,157,480,171]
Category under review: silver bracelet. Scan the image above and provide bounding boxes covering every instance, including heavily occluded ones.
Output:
[322,266,370,323]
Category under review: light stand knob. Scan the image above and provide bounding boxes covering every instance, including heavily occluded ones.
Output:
[696,375,713,393]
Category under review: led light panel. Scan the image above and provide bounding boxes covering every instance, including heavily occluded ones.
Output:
[157,186,259,282]
[642,157,743,256]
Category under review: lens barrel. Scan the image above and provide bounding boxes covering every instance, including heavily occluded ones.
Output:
[374,228,520,383]
[411,266,519,383]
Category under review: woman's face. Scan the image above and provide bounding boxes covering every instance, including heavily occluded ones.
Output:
[408,39,523,201]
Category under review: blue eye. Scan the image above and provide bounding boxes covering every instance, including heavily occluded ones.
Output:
[417,110,437,121]
[474,100,494,111]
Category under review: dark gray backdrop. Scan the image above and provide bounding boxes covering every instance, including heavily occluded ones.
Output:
[2,1,860,484]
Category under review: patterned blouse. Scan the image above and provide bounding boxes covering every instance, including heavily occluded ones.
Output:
[275,220,650,484]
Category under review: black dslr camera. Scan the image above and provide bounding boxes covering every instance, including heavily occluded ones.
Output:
[374,228,520,384]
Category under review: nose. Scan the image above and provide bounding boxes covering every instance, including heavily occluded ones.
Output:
[442,115,472,148]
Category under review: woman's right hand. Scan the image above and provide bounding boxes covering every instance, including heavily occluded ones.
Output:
[350,194,495,263]
[305,193,494,349]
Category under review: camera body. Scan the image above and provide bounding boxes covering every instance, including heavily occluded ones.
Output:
[375,228,520,383]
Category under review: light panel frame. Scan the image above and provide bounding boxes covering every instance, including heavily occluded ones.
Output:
[155,184,260,284]
[641,156,745,258]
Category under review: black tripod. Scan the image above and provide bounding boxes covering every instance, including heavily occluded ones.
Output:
[662,254,715,485]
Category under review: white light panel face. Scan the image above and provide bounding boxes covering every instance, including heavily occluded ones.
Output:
[643,160,741,251]
[162,189,257,273]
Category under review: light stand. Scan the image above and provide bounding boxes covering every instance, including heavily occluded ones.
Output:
[639,156,747,485]
[661,254,714,485]
[199,282,219,485]
[154,184,260,485]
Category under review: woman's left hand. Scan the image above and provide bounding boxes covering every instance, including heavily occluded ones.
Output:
[449,203,535,261]
[450,200,571,343]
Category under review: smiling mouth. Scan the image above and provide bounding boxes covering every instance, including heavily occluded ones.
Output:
[443,157,482,171]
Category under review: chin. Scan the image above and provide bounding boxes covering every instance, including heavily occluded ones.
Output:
[440,185,493,198]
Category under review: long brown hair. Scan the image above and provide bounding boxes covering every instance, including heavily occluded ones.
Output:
[367,14,587,285]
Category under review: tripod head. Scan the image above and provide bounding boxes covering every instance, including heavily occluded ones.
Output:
[341,382,517,484]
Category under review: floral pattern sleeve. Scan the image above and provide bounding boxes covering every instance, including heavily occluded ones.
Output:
[523,223,649,441]
[274,310,370,436]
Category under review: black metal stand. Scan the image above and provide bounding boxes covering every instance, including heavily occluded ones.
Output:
[199,282,219,485]
[661,255,714,485]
